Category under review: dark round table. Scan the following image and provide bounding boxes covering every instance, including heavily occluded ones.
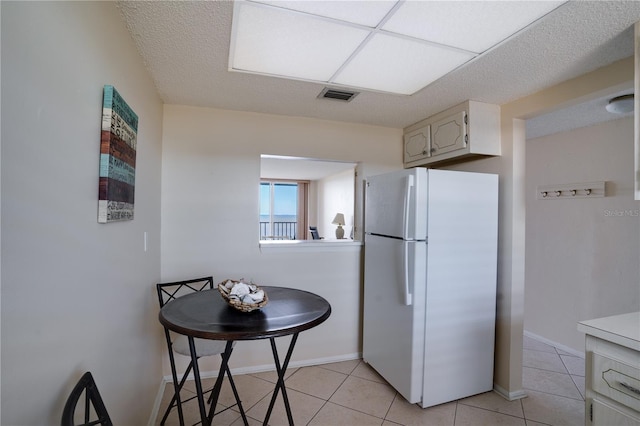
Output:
[159,286,331,425]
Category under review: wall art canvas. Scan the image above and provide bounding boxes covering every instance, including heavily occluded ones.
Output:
[98,85,138,223]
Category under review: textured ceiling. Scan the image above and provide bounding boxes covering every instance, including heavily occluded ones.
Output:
[118,1,640,131]
[526,86,634,139]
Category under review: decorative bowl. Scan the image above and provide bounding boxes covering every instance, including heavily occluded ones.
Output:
[217,279,268,312]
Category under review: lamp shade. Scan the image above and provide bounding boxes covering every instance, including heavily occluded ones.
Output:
[332,213,345,226]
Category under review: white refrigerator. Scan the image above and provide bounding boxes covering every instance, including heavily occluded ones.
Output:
[363,168,498,408]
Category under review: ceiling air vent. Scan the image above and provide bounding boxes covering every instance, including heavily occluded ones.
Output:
[318,87,359,102]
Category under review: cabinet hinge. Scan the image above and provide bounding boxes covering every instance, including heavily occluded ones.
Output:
[589,402,593,422]
[464,113,468,125]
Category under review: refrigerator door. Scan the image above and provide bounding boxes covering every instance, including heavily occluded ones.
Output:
[363,233,427,404]
[421,169,499,407]
[365,168,427,240]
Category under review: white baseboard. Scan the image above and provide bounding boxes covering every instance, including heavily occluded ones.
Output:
[147,378,167,426]
[523,330,585,358]
[161,352,362,383]
[229,352,362,377]
[493,383,527,401]
[150,352,362,423]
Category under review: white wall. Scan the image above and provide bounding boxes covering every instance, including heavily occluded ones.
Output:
[317,168,355,239]
[1,2,163,424]
[160,105,401,374]
[525,117,639,351]
[446,57,634,398]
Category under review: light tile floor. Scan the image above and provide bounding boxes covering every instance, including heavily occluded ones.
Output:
[156,335,585,425]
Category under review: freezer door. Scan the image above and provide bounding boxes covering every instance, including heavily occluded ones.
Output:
[365,168,427,240]
[363,234,426,404]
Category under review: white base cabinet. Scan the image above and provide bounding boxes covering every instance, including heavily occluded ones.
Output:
[403,100,500,168]
[578,312,640,426]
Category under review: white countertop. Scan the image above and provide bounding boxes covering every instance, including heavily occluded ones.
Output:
[578,311,640,351]
[259,239,362,253]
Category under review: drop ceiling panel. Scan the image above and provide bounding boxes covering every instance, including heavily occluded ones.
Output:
[253,0,397,27]
[231,2,370,81]
[333,32,474,95]
[383,1,564,53]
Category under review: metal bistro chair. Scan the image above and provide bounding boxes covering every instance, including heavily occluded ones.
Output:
[61,372,112,426]
[309,226,322,240]
[156,276,247,425]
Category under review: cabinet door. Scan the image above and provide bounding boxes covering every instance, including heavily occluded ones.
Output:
[431,110,467,157]
[404,125,430,163]
[592,399,640,426]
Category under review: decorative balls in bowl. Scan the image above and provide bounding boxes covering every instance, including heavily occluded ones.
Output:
[217,279,268,312]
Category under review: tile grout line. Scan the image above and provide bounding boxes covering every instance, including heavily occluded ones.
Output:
[303,364,351,426]
[523,364,573,375]
[382,391,399,423]
[165,347,583,426]
[457,401,528,422]
[451,400,458,425]
[308,361,398,424]
[522,344,586,403]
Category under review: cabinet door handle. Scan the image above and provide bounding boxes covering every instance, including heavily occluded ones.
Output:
[619,381,640,395]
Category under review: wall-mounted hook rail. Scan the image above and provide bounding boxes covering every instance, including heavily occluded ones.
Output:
[536,181,605,200]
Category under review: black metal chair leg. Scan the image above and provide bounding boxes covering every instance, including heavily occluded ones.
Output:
[163,335,183,426]
[160,383,181,425]
[160,360,196,425]
[263,333,299,426]
[161,335,195,426]
[188,336,209,425]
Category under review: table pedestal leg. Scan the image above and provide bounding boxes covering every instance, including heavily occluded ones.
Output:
[263,333,299,426]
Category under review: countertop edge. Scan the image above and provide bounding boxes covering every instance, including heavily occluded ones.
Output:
[578,311,640,351]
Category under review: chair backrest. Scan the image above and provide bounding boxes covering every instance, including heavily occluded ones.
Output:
[61,372,112,426]
[156,276,214,309]
[309,226,321,240]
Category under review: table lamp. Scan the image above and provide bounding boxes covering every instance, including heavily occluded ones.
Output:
[332,213,345,239]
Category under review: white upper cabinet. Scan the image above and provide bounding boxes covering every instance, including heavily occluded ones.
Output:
[431,110,467,157]
[403,125,431,163]
[403,100,501,167]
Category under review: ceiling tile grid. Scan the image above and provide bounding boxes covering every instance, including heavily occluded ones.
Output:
[229,0,563,95]
[118,1,640,130]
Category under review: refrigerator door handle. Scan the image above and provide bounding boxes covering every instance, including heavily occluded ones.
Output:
[403,174,414,240]
[402,241,413,306]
